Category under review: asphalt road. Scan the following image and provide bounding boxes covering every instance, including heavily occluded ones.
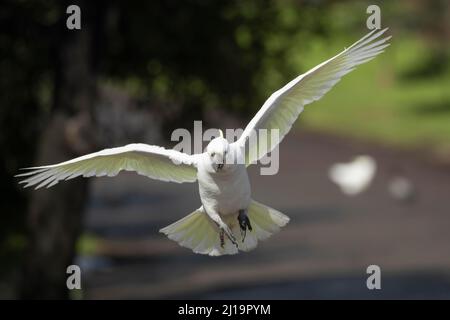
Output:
[81,130,450,299]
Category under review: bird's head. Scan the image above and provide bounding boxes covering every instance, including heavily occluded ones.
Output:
[206,129,231,172]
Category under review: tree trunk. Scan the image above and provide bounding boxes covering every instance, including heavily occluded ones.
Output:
[20,12,97,299]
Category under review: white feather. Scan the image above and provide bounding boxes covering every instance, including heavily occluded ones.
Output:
[233,28,391,165]
[16,143,198,189]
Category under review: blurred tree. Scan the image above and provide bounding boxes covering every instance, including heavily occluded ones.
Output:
[0,0,60,295]
[398,0,450,79]
[18,0,102,299]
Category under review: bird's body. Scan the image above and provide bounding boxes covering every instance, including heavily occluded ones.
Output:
[17,28,391,256]
[197,157,251,217]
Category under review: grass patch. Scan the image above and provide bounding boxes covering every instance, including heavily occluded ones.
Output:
[76,233,100,256]
[293,32,450,154]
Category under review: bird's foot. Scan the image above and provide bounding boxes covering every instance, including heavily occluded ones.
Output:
[219,225,238,248]
[238,210,252,242]
[219,229,225,248]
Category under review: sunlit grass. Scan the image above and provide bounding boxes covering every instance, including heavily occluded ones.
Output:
[76,233,100,256]
[294,33,450,154]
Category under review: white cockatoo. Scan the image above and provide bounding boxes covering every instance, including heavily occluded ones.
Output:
[17,28,390,256]
[328,155,377,195]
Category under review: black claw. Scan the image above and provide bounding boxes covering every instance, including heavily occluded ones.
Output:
[238,210,252,242]
[246,216,252,231]
[219,229,225,248]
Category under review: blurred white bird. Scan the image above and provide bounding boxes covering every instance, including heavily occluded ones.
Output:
[329,155,377,196]
[17,28,390,256]
[388,176,415,202]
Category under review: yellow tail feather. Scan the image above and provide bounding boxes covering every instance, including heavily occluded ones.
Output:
[160,200,289,256]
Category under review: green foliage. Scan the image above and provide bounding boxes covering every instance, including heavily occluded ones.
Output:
[76,233,99,256]
[292,2,450,154]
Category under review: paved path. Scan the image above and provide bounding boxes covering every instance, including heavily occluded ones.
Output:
[82,130,450,299]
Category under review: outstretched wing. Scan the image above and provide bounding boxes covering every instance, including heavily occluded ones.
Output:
[16,143,198,189]
[233,28,391,165]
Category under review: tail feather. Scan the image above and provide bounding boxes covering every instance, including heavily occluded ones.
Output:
[160,200,289,256]
[160,207,237,256]
[248,200,290,236]
[178,215,204,247]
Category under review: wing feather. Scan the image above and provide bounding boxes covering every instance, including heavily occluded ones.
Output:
[16,143,198,189]
[233,28,391,165]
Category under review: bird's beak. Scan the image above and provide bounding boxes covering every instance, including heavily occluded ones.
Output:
[217,163,224,170]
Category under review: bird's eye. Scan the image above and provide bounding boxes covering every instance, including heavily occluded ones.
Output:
[211,152,215,157]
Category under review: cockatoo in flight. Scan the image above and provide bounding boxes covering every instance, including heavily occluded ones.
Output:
[17,28,391,256]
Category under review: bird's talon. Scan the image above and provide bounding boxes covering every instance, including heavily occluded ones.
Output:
[228,233,237,246]
[238,210,252,243]
[240,227,246,242]
[219,229,225,248]
[219,226,237,248]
